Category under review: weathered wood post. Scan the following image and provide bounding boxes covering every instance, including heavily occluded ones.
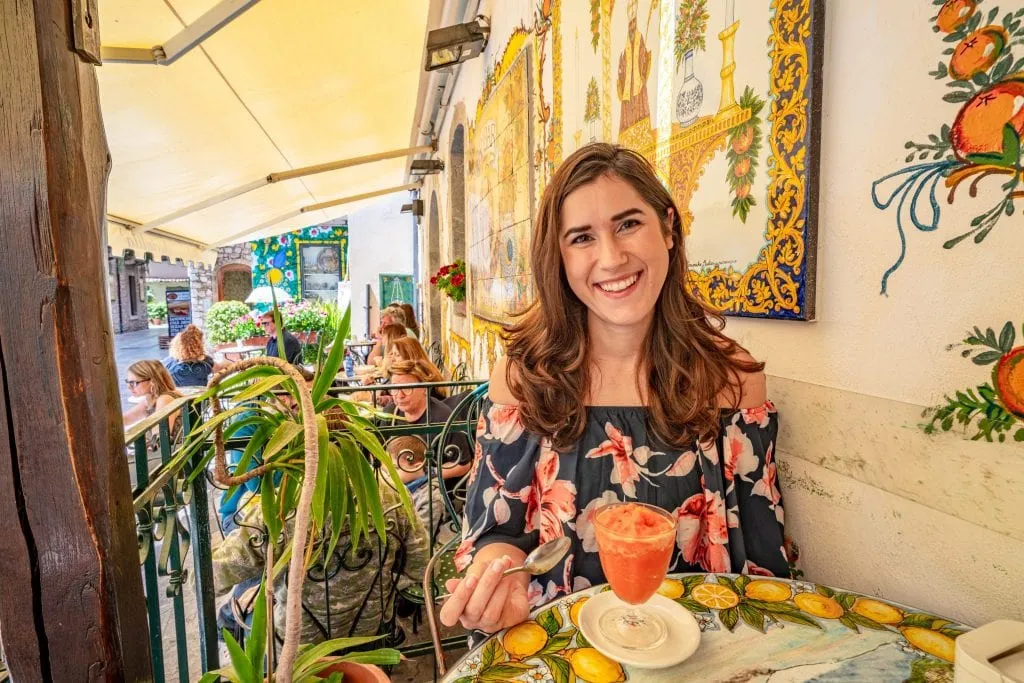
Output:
[0,0,152,679]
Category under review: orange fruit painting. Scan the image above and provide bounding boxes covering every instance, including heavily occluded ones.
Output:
[995,347,1024,418]
[949,26,1008,80]
[950,77,1024,160]
[937,0,977,33]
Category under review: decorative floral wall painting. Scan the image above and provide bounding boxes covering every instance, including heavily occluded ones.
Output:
[467,36,536,323]
[872,2,1024,295]
[922,320,1024,442]
[250,224,348,300]
[562,0,825,320]
[669,0,824,320]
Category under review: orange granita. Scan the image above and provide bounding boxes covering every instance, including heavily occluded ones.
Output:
[595,503,676,605]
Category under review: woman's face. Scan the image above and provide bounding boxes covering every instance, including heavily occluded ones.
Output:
[387,344,403,364]
[558,173,673,334]
[125,372,151,397]
[391,373,427,416]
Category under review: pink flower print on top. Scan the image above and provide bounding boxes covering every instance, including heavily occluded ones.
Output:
[485,402,524,444]
[576,490,620,553]
[740,400,775,428]
[585,423,641,498]
[751,444,784,524]
[723,423,759,485]
[523,445,576,543]
[674,489,730,573]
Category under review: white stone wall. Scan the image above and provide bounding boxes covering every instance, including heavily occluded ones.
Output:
[414,0,1024,626]
[187,262,215,330]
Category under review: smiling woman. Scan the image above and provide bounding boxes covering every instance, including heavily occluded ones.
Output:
[440,143,789,637]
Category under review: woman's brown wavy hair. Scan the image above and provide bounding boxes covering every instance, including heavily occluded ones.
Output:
[169,324,207,363]
[503,143,763,450]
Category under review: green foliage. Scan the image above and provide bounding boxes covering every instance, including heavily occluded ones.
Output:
[201,614,400,683]
[281,300,330,333]
[186,302,413,681]
[430,260,467,302]
[146,301,168,321]
[726,87,765,223]
[207,301,255,344]
[921,321,1023,442]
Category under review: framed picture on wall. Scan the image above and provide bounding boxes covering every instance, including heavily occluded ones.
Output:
[296,241,342,303]
[379,274,414,306]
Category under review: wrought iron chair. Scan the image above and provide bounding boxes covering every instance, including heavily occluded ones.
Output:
[427,340,445,370]
[417,383,490,676]
[450,361,468,382]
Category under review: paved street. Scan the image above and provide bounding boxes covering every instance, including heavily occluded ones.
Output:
[114,325,167,408]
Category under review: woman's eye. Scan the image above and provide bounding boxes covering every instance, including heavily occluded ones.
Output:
[619,219,640,232]
[570,233,593,245]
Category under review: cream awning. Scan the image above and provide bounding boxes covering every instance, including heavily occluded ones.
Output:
[97,0,433,264]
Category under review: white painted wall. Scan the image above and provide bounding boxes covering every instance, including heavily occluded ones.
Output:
[346,193,417,339]
[419,0,1024,628]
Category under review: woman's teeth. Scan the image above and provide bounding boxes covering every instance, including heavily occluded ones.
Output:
[597,273,638,292]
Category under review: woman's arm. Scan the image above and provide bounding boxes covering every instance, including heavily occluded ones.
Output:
[122,402,149,428]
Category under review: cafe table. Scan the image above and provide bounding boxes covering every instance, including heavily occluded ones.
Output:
[218,344,265,362]
[345,340,376,365]
[442,573,970,682]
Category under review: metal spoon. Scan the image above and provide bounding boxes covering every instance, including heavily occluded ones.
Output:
[436,537,571,600]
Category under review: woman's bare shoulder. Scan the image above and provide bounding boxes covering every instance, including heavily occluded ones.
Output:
[487,356,519,405]
[716,347,767,409]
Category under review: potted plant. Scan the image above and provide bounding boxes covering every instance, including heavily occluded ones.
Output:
[181,304,414,682]
[430,260,467,315]
[208,301,256,346]
[147,301,168,326]
[281,301,329,345]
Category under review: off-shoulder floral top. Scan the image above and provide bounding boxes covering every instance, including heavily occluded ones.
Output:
[455,398,790,607]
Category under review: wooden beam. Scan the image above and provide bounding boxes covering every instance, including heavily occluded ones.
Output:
[0,0,151,679]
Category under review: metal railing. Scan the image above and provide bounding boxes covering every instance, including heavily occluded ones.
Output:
[127,377,488,681]
[127,395,218,682]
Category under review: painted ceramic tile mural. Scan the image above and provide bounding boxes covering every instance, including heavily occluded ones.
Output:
[669,0,823,320]
[467,35,536,323]
[558,0,824,320]
[250,224,348,300]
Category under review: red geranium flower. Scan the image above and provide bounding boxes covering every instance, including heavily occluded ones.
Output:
[429,275,438,285]
[452,274,465,286]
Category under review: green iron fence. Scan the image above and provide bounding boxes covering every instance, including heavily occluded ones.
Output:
[127,377,488,681]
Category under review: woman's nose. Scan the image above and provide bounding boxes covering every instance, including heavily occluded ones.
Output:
[596,235,628,269]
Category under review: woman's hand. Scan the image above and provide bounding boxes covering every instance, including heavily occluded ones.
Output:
[439,556,531,633]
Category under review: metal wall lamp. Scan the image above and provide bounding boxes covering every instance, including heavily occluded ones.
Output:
[410,159,444,177]
[424,19,489,72]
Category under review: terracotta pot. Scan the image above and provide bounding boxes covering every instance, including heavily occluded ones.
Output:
[453,299,467,317]
[314,660,390,682]
[295,331,318,344]
[244,335,270,347]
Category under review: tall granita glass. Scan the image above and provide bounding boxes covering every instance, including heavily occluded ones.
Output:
[594,502,677,650]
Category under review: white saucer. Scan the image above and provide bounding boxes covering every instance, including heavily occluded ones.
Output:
[577,590,701,670]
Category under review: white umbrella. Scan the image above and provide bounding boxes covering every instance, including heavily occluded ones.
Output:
[245,285,294,305]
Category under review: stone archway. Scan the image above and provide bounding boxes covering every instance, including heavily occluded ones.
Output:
[427,192,442,341]
[218,264,252,302]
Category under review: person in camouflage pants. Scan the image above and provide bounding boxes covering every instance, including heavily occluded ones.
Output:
[212,482,428,645]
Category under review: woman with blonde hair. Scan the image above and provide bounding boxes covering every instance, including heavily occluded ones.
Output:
[398,302,420,338]
[163,324,221,387]
[122,359,183,430]
[440,143,788,635]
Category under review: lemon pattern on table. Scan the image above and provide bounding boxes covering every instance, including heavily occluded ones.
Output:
[447,573,970,682]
